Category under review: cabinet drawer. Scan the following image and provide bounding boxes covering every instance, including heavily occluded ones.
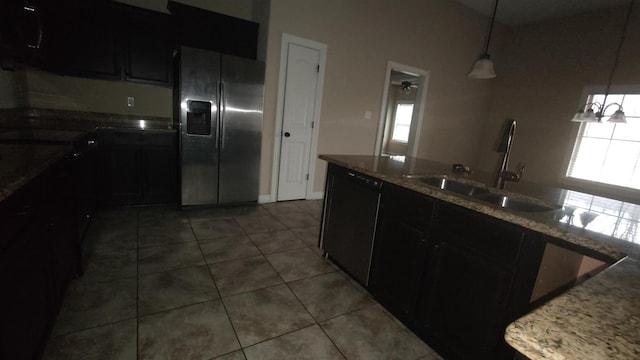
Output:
[101,130,176,147]
[433,203,525,267]
[143,132,176,147]
[102,130,144,145]
[381,184,435,232]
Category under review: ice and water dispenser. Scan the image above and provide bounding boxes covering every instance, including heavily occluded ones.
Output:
[186,100,212,136]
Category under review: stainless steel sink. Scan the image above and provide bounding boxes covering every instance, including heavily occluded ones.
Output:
[418,177,489,196]
[473,193,560,212]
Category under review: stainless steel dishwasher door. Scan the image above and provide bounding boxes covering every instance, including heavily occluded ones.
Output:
[321,166,382,286]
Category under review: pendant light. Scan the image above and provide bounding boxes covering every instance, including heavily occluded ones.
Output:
[570,0,635,123]
[468,0,499,79]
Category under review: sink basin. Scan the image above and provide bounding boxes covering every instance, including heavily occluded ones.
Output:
[474,193,560,212]
[419,177,489,196]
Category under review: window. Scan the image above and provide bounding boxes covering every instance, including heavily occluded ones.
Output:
[391,103,414,143]
[567,93,640,190]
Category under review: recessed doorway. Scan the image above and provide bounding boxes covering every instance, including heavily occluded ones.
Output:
[375,61,430,157]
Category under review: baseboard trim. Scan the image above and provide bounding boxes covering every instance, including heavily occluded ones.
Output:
[308,191,324,200]
[258,194,274,204]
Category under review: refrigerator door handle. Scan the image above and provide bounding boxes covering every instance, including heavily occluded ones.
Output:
[220,82,226,150]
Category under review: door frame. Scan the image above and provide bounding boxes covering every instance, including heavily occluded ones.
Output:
[271,33,327,201]
[374,61,430,157]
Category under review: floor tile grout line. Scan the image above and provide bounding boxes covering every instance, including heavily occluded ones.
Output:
[239,323,320,351]
[48,316,139,339]
[138,298,220,319]
[187,210,245,357]
[316,321,349,360]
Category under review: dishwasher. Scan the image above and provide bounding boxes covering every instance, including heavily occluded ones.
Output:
[320,164,382,286]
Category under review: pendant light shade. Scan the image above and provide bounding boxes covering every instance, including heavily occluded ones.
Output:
[581,108,598,123]
[468,0,499,79]
[468,54,496,79]
[608,109,627,123]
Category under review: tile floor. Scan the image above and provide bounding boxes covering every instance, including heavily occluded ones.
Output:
[43,200,443,360]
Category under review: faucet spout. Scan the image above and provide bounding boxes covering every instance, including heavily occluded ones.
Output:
[495,119,517,189]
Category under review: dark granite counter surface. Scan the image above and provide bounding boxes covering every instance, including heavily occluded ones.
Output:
[319,154,640,359]
[0,143,72,202]
[0,108,175,203]
[0,107,174,132]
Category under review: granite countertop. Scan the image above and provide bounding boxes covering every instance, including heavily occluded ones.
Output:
[505,258,640,359]
[0,108,175,132]
[0,143,72,202]
[0,108,176,203]
[320,154,640,359]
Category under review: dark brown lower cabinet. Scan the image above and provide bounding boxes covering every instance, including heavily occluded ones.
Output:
[418,236,517,359]
[0,220,54,360]
[416,203,543,360]
[325,167,547,360]
[99,130,177,206]
[370,184,435,324]
[0,155,78,360]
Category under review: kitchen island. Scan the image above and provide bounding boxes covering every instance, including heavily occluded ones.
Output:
[319,154,640,360]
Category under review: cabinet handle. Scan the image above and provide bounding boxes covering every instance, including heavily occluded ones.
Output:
[219,82,226,150]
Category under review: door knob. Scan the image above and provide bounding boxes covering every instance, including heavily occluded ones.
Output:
[284,132,291,137]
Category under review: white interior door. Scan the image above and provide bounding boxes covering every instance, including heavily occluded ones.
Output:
[277,43,321,201]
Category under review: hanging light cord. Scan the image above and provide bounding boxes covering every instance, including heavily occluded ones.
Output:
[601,0,635,108]
[483,0,500,54]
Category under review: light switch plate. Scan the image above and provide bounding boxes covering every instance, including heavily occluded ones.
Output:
[127,96,135,107]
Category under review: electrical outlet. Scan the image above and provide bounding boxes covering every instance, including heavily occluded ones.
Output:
[364,111,372,120]
[127,96,135,107]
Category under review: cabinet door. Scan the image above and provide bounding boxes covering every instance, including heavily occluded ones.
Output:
[0,219,53,360]
[371,218,427,322]
[370,184,435,324]
[101,143,142,206]
[42,158,79,307]
[123,7,173,85]
[99,131,178,206]
[419,240,514,360]
[142,145,177,204]
[65,1,121,79]
[418,203,525,360]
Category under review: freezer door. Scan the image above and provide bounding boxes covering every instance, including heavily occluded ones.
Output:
[179,47,221,206]
[219,55,265,204]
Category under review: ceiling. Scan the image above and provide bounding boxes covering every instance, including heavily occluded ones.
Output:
[454,0,631,25]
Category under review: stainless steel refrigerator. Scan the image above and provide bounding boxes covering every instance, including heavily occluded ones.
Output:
[176,46,264,206]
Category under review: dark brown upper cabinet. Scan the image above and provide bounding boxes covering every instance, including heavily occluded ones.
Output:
[167,1,259,60]
[63,1,173,86]
[65,1,122,80]
[122,5,173,85]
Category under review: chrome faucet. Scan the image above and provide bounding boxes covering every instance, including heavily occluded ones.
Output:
[495,119,525,189]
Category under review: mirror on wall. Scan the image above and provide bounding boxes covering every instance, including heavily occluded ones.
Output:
[375,62,429,158]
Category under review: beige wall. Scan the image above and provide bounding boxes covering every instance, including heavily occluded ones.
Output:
[262,0,504,196]
[0,69,27,109]
[475,6,640,201]
[23,67,172,117]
